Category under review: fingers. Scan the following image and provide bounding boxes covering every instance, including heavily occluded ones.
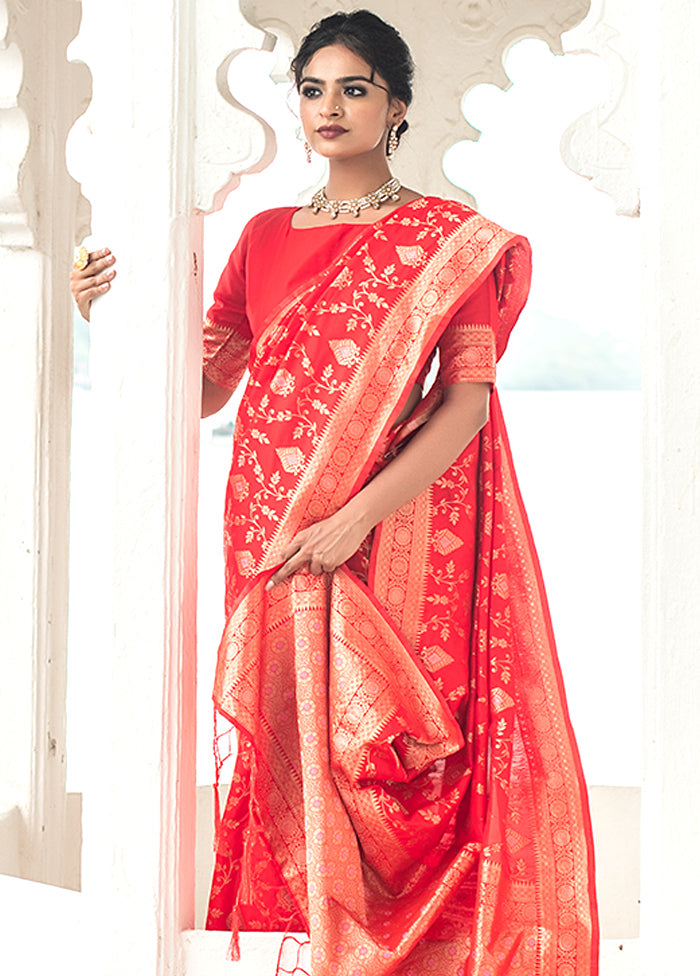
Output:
[308,553,330,576]
[71,248,114,279]
[70,252,116,287]
[264,510,369,590]
[72,274,115,300]
[265,551,311,591]
[265,548,333,591]
[70,248,116,322]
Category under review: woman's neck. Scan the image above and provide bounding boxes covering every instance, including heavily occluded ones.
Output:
[324,156,394,201]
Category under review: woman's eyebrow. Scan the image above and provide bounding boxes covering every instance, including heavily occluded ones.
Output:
[299,74,374,86]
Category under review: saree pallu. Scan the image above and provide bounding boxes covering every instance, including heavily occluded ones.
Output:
[207,198,599,976]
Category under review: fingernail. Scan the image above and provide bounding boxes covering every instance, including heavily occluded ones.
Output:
[264,580,274,591]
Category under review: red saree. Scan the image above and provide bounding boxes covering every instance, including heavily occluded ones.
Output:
[205,197,598,976]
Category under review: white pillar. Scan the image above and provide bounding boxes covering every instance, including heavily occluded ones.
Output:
[65,0,202,969]
[2,0,275,972]
[0,0,86,889]
[1,0,201,970]
[639,1,700,973]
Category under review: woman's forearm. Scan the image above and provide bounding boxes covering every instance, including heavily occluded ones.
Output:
[343,381,490,533]
[266,381,490,587]
[202,374,234,417]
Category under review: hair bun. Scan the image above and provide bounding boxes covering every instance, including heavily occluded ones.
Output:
[291,10,415,112]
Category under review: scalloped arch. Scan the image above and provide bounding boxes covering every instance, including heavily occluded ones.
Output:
[194,2,279,213]
[561,0,639,216]
[1,0,90,248]
[239,0,591,203]
[0,0,32,245]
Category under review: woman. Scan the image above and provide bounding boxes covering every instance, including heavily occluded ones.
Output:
[72,10,598,975]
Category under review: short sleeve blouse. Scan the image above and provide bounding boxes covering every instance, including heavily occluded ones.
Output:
[203,207,498,391]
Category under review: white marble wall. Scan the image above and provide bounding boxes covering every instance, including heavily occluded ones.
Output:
[637,1,700,973]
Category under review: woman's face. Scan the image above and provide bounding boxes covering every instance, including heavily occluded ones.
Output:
[298,44,406,163]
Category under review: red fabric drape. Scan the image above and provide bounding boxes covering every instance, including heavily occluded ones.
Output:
[205,198,599,976]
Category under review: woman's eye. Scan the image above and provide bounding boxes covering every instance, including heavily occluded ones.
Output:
[344,85,367,97]
[300,86,321,99]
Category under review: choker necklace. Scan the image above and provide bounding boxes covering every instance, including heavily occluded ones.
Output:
[311,177,401,219]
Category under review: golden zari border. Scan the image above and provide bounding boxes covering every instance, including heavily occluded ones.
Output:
[370,487,433,649]
[202,314,251,392]
[488,395,598,973]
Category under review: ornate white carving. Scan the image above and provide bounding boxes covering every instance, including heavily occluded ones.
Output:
[240,0,591,202]
[194,2,279,213]
[1,0,91,248]
[561,0,639,216]
[0,2,31,245]
[68,1,277,219]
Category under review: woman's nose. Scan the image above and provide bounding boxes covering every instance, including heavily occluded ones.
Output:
[319,96,341,118]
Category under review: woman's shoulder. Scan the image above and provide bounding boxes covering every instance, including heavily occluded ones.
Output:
[240,206,296,239]
[219,208,295,278]
[247,205,296,225]
[224,207,295,265]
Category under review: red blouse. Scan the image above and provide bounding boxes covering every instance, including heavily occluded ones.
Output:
[203,207,498,391]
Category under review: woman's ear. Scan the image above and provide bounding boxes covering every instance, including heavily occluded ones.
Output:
[388,97,408,128]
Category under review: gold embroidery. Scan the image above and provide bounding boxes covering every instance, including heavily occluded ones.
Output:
[440,321,497,385]
[396,243,427,266]
[433,528,464,555]
[329,338,361,366]
[269,367,295,396]
[211,202,595,976]
[275,446,305,474]
[370,488,432,649]
[202,314,251,391]
[258,204,517,572]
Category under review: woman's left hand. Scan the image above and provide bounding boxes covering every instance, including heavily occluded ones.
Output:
[265,506,371,589]
[265,382,491,591]
[70,247,116,321]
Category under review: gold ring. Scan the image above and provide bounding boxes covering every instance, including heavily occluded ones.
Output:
[73,246,89,271]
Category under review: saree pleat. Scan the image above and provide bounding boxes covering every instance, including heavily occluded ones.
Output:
[206,198,598,975]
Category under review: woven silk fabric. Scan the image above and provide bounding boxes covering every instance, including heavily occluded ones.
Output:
[205,198,599,976]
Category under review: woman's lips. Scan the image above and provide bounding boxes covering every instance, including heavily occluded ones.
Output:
[317,126,348,139]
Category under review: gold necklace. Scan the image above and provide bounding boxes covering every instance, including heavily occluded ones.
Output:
[311,177,401,219]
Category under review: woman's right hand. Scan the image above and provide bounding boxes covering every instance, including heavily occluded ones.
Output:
[70,247,116,322]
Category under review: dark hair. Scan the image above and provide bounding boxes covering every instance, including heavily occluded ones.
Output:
[291,10,414,148]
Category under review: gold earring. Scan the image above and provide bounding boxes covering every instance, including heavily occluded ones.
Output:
[304,140,312,164]
[387,124,400,160]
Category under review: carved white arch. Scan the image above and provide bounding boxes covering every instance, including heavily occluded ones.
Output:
[237,0,592,204]
[68,1,279,223]
[0,2,31,245]
[561,0,640,217]
[1,0,91,248]
[194,2,279,213]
